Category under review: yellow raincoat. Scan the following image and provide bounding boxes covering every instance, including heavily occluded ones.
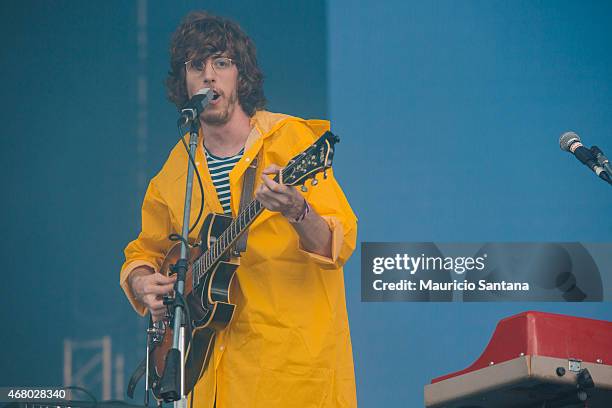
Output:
[120,111,358,407]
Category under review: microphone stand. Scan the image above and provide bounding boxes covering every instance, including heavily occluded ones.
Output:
[591,145,612,182]
[158,117,200,408]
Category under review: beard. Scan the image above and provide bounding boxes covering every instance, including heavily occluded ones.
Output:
[200,90,238,126]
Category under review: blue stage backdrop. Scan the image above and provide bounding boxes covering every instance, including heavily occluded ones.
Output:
[1,1,611,407]
[329,1,612,406]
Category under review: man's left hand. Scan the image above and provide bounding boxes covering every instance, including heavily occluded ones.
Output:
[256,164,306,220]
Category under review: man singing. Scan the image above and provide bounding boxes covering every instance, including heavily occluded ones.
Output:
[120,11,357,407]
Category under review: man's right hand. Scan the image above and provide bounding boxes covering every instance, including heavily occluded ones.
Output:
[128,266,177,321]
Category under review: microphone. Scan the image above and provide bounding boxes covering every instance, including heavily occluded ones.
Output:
[559,131,612,184]
[177,88,213,127]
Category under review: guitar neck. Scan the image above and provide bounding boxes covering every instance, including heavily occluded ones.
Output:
[191,130,339,286]
[193,197,265,283]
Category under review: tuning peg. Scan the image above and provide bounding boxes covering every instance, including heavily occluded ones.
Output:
[323,170,328,179]
[311,178,318,186]
[301,184,308,192]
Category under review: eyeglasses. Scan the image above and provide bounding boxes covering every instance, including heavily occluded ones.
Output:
[184,56,235,74]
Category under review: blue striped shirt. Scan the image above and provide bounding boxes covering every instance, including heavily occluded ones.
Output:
[204,147,244,215]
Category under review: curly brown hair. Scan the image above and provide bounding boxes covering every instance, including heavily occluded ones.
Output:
[165,11,266,116]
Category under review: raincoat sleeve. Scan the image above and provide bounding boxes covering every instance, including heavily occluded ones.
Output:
[120,179,174,315]
[276,120,357,270]
[298,167,358,270]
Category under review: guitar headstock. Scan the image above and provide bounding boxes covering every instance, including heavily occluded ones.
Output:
[279,131,340,189]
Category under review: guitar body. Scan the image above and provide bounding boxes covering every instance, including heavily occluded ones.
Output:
[151,212,239,398]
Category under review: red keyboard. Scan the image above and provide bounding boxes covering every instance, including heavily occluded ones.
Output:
[425,311,612,407]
